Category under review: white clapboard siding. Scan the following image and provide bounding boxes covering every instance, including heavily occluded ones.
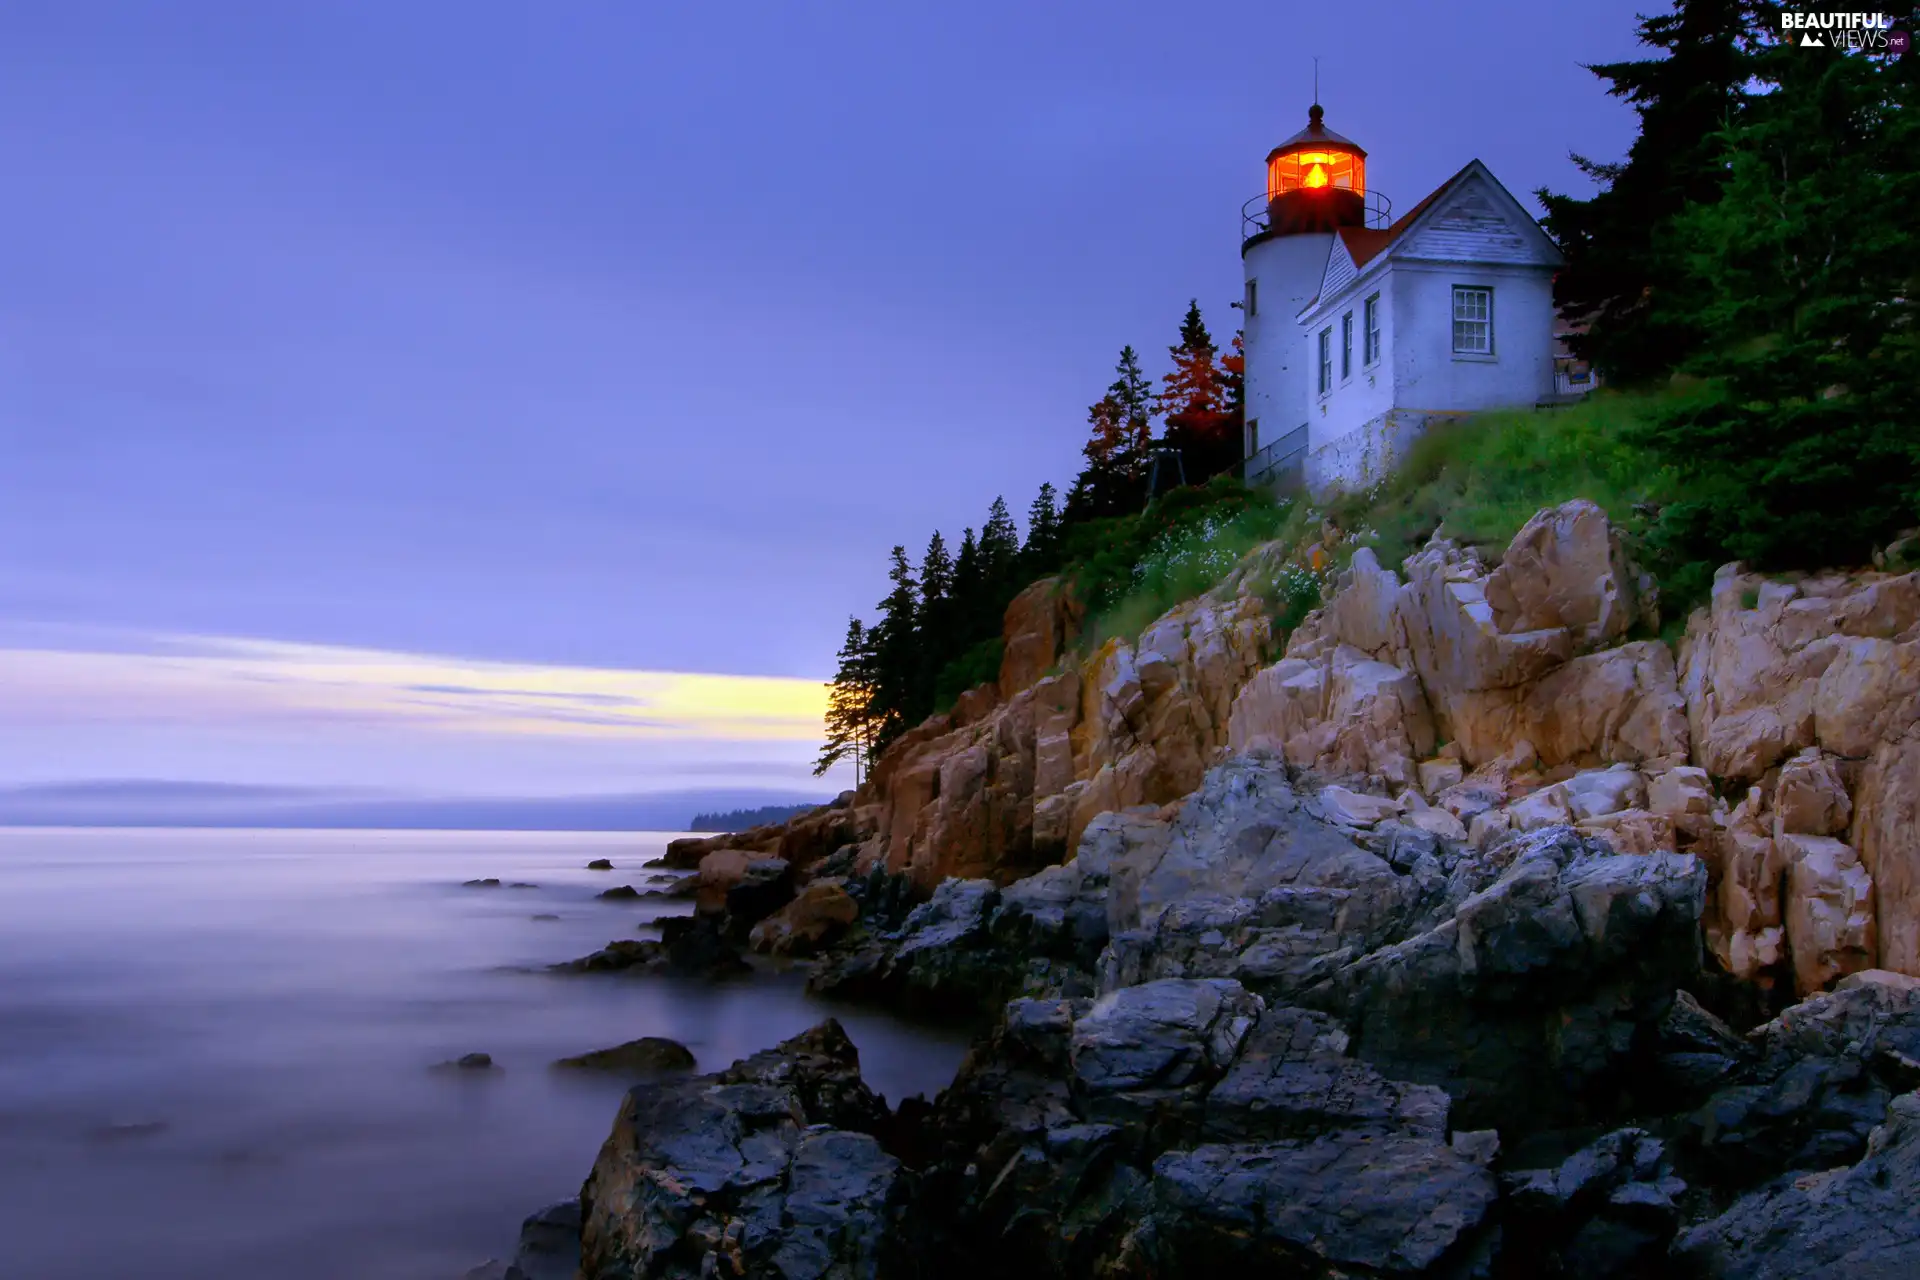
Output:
[1317,240,1359,304]
[1399,186,1537,265]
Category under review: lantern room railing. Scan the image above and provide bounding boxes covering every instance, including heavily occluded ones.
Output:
[1242,189,1394,246]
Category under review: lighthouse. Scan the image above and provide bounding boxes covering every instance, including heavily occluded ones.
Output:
[1240,103,1380,478]
[1238,103,1570,495]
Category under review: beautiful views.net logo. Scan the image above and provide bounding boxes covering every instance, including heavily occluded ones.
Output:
[1780,11,1907,51]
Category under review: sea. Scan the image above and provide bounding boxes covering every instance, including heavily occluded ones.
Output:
[0,828,972,1279]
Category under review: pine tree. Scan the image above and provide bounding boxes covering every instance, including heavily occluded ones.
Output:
[949,526,982,647]
[866,546,920,753]
[980,496,1021,599]
[1157,300,1235,482]
[1023,482,1063,573]
[1066,347,1157,521]
[1636,22,1920,575]
[913,531,956,715]
[1536,0,1763,382]
[1107,344,1155,454]
[814,617,878,785]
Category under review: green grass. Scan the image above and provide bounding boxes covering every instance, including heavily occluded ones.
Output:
[1327,389,1692,571]
[1060,476,1315,650]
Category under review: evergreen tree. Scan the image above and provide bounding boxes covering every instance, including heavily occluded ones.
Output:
[913,531,956,714]
[1221,329,1246,452]
[949,526,982,645]
[1536,0,1763,382]
[1066,347,1157,521]
[1023,482,1063,573]
[866,546,920,753]
[1107,344,1155,451]
[1157,300,1236,482]
[813,617,878,785]
[1636,21,1920,574]
[979,495,1021,606]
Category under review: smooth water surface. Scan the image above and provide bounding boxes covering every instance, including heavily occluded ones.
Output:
[0,828,972,1279]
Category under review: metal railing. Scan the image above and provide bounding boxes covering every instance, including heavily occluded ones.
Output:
[1242,423,1310,495]
[1242,189,1394,244]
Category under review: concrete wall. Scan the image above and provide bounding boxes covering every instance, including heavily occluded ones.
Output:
[1241,230,1333,458]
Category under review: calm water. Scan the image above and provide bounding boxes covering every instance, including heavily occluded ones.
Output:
[0,828,972,1280]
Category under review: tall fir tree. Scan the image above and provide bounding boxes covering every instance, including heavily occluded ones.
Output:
[1156,300,1236,482]
[1023,482,1063,573]
[949,526,982,647]
[979,495,1021,611]
[1636,16,1920,574]
[813,617,878,785]
[913,531,956,715]
[866,546,920,753]
[1066,346,1157,520]
[1536,0,1763,382]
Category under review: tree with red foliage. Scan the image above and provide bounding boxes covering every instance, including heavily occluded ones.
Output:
[1156,301,1239,482]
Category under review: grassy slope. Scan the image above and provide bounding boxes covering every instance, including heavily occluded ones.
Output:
[1053,388,1703,665]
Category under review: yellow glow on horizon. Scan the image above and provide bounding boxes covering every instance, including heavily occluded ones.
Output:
[0,632,831,742]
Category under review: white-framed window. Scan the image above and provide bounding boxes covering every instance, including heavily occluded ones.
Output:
[1363,293,1381,365]
[1341,312,1353,380]
[1452,286,1493,355]
[1246,279,1258,317]
[1317,328,1333,395]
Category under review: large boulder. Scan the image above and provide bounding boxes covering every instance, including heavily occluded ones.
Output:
[1675,1090,1920,1278]
[577,1021,905,1279]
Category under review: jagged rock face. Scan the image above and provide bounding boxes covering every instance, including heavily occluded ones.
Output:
[915,982,1500,1278]
[1675,1089,1920,1278]
[785,499,1918,991]
[576,1021,904,1280]
[996,578,1082,699]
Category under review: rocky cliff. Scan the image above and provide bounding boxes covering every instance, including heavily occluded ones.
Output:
[525,500,1920,1279]
[709,499,1916,1000]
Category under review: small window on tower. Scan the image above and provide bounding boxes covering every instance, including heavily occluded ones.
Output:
[1248,418,1260,455]
[1246,280,1258,317]
[1364,294,1381,365]
[1341,312,1353,380]
[1318,328,1333,395]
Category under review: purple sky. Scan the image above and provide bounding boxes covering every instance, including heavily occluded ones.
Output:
[0,1,1651,799]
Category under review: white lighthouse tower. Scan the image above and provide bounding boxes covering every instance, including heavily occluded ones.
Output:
[1240,103,1382,483]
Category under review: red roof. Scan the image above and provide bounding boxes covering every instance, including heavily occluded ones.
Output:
[1333,160,1480,269]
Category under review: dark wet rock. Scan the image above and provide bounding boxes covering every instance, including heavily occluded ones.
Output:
[500,1198,580,1280]
[1129,1132,1498,1275]
[508,882,539,890]
[640,872,699,900]
[463,878,503,888]
[434,1052,496,1072]
[720,856,796,935]
[553,1036,696,1074]
[808,837,1111,1018]
[1685,973,1920,1189]
[553,914,749,981]
[1674,1090,1920,1278]
[1498,1127,1687,1277]
[585,858,613,870]
[595,884,642,901]
[530,913,560,921]
[578,1021,906,1278]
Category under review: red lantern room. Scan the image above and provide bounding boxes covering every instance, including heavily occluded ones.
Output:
[1263,104,1368,235]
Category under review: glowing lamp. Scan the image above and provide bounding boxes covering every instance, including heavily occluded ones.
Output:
[1261,105,1368,235]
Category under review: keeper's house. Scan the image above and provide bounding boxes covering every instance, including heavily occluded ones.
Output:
[1239,104,1578,496]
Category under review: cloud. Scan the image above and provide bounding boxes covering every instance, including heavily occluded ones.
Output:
[0,626,830,743]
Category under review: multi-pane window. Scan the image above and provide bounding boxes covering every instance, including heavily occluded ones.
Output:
[1452,286,1493,355]
[1341,312,1353,380]
[1317,328,1333,394]
[1364,293,1381,364]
